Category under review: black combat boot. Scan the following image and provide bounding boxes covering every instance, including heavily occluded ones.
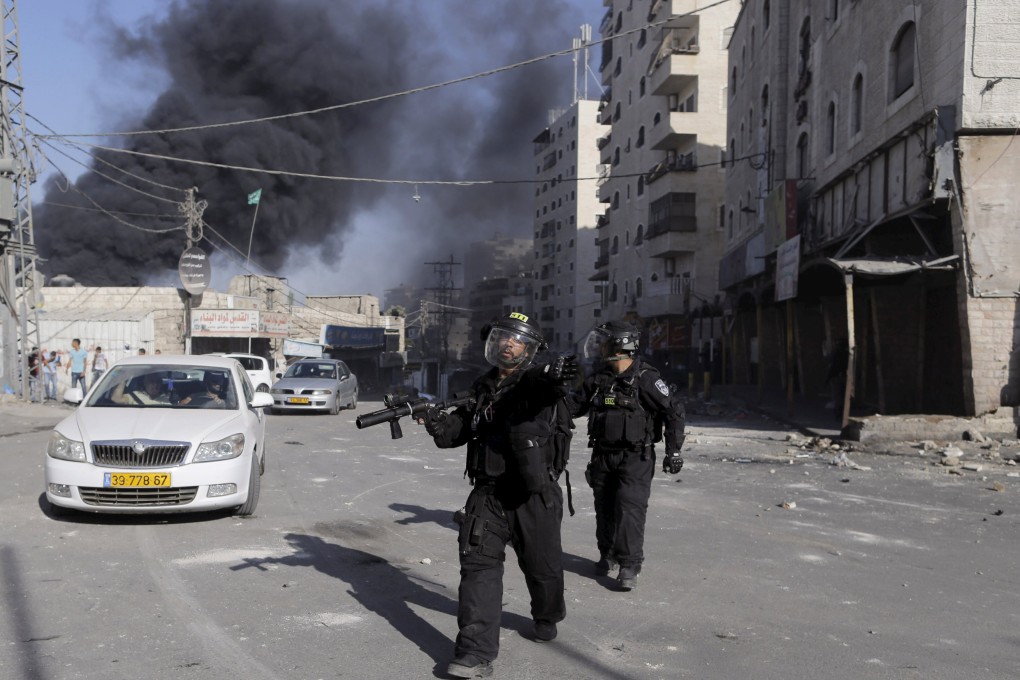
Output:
[617,564,641,591]
[447,654,493,678]
[595,552,619,576]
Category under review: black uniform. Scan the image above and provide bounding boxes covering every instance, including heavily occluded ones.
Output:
[429,365,567,664]
[573,357,685,569]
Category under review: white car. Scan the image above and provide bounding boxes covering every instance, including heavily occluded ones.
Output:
[222,352,273,392]
[45,355,274,517]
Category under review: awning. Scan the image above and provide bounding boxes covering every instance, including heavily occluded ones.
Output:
[826,254,959,277]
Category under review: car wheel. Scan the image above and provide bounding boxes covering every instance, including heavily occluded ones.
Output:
[330,397,340,416]
[259,446,266,475]
[235,455,261,517]
[257,384,269,393]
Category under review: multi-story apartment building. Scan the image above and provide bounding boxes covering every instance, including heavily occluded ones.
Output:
[531,100,606,354]
[721,0,1020,421]
[594,0,738,376]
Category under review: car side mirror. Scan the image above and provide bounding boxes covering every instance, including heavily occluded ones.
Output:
[250,393,274,409]
[275,372,283,379]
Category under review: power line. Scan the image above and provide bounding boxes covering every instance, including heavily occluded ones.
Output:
[31,0,737,140]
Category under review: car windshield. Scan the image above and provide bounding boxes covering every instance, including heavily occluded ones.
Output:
[86,364,239,410]
[231,356,261,371]
[285,363,336,379]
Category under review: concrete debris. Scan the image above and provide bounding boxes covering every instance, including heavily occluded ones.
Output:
[919,440,938,451]
[830,452,871,470]
[780,501,797,509]
[1008,472,1020,478]
[991,481,1006,492]
[963,428,988,443]
[420,557,432,565]
[961,463,983,472]
[940,446,964,459]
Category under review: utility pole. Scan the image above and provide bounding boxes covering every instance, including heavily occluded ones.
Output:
[424,255,460,398]
[179,187,207,355]
[0,0,41,399]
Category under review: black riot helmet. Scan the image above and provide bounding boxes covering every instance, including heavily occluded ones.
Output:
[583,320,640,360]
[483,311,547,370]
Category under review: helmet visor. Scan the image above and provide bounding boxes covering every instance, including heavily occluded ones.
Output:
[582,328,611,360]
[484,327,540,370]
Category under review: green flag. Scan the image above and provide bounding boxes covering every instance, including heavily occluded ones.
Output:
[247,188,262,206]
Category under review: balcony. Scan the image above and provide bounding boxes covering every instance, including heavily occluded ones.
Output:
[649,54,699,97]
[646,230,698,259]
[596,163,611,188]
[596,212,611,229]
[650,112,697,151]
[596,133,612,151]
[646,152,698,184]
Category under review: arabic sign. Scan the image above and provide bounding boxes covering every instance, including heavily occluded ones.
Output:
[775,235,801,302]
[178,247,211,295]
[191,309,291,337]
[283,339,324,358]
[321,325,386,349]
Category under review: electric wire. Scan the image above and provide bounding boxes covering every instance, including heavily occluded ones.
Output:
[34,0,737,140]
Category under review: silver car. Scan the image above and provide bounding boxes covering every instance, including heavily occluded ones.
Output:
[269,359,358,415]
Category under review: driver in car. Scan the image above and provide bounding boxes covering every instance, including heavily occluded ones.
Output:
[112,373,171,406]
[179,373,228,409]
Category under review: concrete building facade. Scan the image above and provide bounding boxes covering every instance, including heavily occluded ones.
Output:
[594,0,739,376]
[720,0,1020,423]
[532,99,607,354]
[31,276,402,397]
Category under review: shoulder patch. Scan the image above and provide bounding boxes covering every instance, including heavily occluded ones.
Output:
[655,379,669,396]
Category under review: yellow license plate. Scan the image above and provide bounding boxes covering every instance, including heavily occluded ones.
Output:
[288,397,310,404]
[103,472,172,488]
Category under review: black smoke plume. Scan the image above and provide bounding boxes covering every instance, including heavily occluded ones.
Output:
[34,0,593,290]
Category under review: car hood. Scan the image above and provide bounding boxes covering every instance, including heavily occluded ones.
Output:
[57,407,245,443]
[272,378,338,390]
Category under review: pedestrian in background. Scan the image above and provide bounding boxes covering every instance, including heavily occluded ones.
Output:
[571,320,685,591]
[138,348,147,356]
[91,346,108,386]
[41,350,58,400]
[65,338,89,393]
[419,312,578,679]
[27,347,41,402]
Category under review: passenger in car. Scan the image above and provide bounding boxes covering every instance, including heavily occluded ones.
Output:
[112,373,172,406]
[179,373,230,409]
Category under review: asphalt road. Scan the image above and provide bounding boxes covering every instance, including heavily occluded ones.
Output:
[0,398,1018,680]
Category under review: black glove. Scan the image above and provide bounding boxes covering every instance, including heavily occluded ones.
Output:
[421,408,448,437]
[543,354,580,385]
[662,452,684,474]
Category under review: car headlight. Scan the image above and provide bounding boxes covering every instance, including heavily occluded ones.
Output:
[270,388,285,395]
[310,389,332,395]
[194,434,245,462]
[48,431,86,462]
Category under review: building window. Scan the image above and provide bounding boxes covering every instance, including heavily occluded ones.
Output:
[891,22,915,100]
[613,147,620,166]
[799,18,811,75]
[637,126,645,148]
[635,277,643,298]
[637,175,644,196]
[731,66,737,92]
[764,0,771,30]
[826,101,836,155]
[829,0,839,23]
[797,132,809,178]
[851,73,863,134]
[639,77,646,97]
[638,29,646,49]
[761,85,769,125]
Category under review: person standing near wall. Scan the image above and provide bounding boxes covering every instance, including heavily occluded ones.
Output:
[91,346,108,386]
[65,339,89,393]
[41,350,57,401]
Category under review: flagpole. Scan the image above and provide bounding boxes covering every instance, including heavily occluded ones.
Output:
[245,199,261,267]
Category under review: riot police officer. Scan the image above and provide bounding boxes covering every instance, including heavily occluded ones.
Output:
[421,311,578,679]
[572,320,685,591]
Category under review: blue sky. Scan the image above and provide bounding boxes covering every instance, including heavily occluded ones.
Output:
[18,1,607,299]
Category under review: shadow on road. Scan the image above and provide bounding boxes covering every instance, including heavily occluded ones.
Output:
[229,531,524,676]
